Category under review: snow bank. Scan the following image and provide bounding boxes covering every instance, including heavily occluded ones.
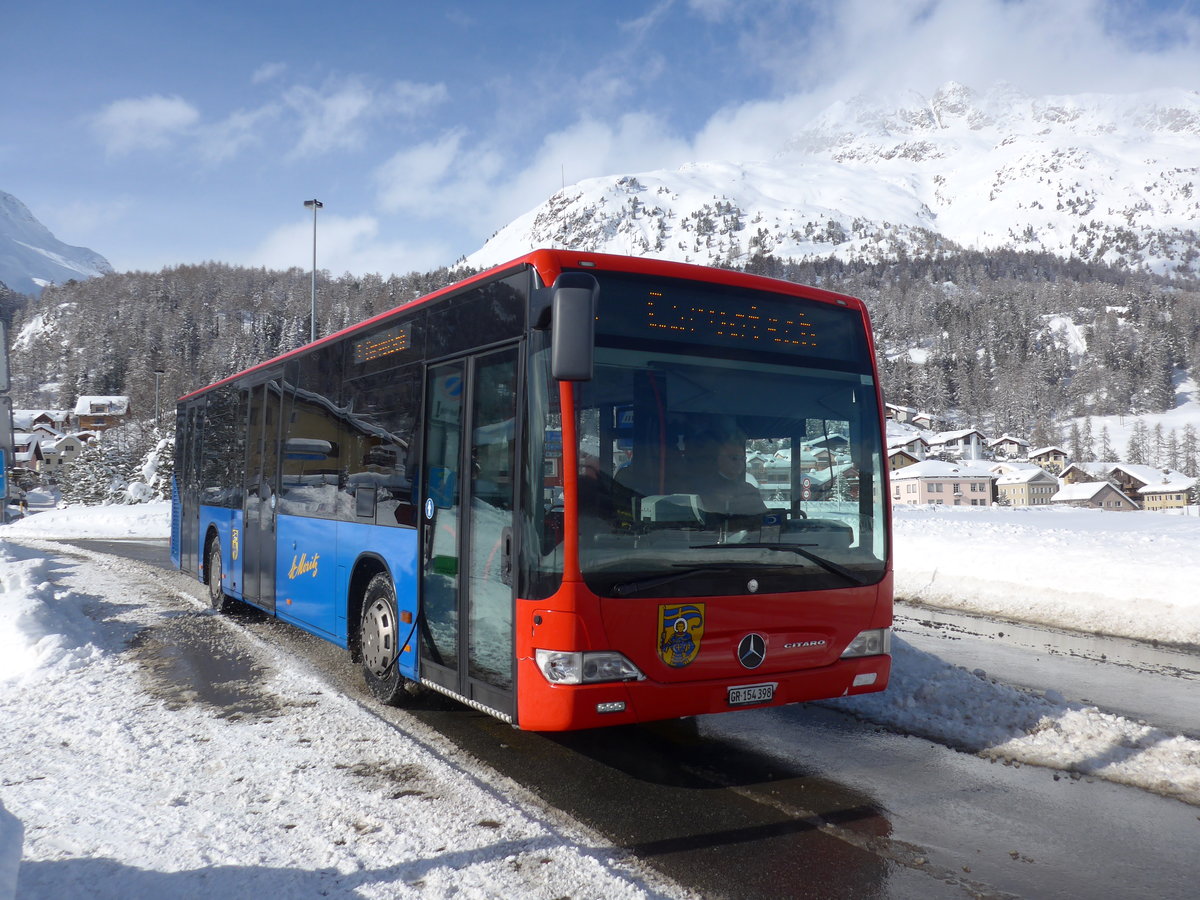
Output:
[828,637,1200,805]
[2,502,170,541]
[0,546,105,682]
[892,505,1200,646]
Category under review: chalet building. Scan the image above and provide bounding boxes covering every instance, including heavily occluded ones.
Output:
[40,434,86,475]
[928,429,987,461]
[1029,446,1069,474]
[989,434,1030,459]
[1051,481,1137,511]
[73,396,131,432]
[1109,464,1196,512]
[889,448,920,471]
[12,433,45,471]
[888,435,929,460]
[995,465,1059,507]
[890,459,995,506]
[1141,482,1195,512]
[12,410,71,433]
[1059,461,1118,485]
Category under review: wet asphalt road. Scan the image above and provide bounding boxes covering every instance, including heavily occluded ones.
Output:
[67,539,1200,899]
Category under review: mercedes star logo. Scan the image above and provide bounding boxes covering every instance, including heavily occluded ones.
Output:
[738,633,766,669]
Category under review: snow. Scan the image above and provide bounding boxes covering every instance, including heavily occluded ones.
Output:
[3,500,1200,896]
[0,507,667,900]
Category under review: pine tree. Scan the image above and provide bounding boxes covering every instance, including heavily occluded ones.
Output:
[1099,425,1116,461]
[1126,419,1150,466]
[1181,424,1199,478]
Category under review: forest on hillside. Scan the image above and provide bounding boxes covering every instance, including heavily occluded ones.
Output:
[5,250,1200,456]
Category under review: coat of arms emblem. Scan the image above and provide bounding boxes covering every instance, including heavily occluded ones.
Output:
[658,603,705,667]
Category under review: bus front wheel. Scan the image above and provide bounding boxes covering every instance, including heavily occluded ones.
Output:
[360,573,419,705]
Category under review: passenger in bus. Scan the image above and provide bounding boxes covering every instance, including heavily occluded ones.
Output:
[689,429,767,518]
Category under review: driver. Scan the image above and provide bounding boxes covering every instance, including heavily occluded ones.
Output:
[689,428,767,517]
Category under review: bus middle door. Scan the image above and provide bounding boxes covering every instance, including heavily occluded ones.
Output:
[242,378,282,614]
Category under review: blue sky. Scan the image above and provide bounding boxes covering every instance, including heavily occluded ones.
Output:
[4,0,1200,278]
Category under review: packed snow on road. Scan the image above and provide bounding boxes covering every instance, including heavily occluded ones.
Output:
[2,500,1199,898]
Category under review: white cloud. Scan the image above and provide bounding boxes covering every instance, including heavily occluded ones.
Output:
[197,105,279,164]
[90,95,200,156]
[252,62,287,84]
[373,113,693,241]
[746,0,1200,101]
[283,76,448,159]
[245,214,453,277]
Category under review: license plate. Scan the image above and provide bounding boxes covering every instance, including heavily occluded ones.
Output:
[728,683,776,706]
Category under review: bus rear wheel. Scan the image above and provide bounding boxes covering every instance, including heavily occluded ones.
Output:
[206,539,235,614]
[360,573,419,705]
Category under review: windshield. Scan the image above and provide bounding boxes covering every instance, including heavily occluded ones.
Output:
[571,273,887,599]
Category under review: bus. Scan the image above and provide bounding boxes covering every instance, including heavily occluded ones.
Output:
[172,249,892,731]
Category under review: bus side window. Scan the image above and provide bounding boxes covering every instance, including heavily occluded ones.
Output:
[341,360,422,528]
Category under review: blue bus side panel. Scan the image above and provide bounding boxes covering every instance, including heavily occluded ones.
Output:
[276,515,340,640]
[274,515,419,680]
[170,476,181,569]
[198,506,243,599]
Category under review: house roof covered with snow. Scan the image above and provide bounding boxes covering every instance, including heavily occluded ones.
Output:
[1051,481,1132,503]
[890,459,995,480]
[996,467,1059,486]
[73,396,130,416]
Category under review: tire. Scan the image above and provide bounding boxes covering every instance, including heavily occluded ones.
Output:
[359,573,419,705]
[206,538,235,614]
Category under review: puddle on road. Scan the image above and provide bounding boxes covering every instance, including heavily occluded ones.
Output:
[129,612,288,720]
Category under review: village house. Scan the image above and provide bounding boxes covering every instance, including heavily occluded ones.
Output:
[888,448,920,471]
[1108,464,1196,512]
[1051,481,1138,511]
[994,464,1060,507]
[890,459,995,506]
[1059,461,1118,485]
[40,434,86,476]
[1029,445,1069,474]
[14,409,69,434]
[73,396,131,432]
[928,428,987,461]
[12,433,45,471]
[887,432,929,461]
[988,434,1030,459]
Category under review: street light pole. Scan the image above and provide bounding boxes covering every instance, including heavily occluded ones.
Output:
[303,198,323,343]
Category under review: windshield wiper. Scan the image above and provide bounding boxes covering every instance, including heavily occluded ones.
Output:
[612,565,733,597]
[694,543,868,586]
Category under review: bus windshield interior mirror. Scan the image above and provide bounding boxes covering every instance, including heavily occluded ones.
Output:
[550,272,598,381]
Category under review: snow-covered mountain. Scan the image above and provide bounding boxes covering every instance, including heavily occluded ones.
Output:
[0,191,112,295]
[467,82,1200,276]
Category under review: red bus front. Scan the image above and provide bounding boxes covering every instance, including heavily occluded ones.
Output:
[512,256,892,730]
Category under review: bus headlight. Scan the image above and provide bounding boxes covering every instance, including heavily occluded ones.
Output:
[535,650,646,684]
[840,628,892,658]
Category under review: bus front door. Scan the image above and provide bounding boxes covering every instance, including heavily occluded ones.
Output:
[242,379,281,614]
[420,347,519,720]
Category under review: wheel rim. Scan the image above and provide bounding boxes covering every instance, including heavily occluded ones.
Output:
[208,545,222,607]
[361,596,397,677]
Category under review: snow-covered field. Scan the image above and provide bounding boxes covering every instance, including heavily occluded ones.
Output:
[2,500,1199,898]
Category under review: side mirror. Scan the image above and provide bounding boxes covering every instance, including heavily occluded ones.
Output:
[550,272,598,381]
